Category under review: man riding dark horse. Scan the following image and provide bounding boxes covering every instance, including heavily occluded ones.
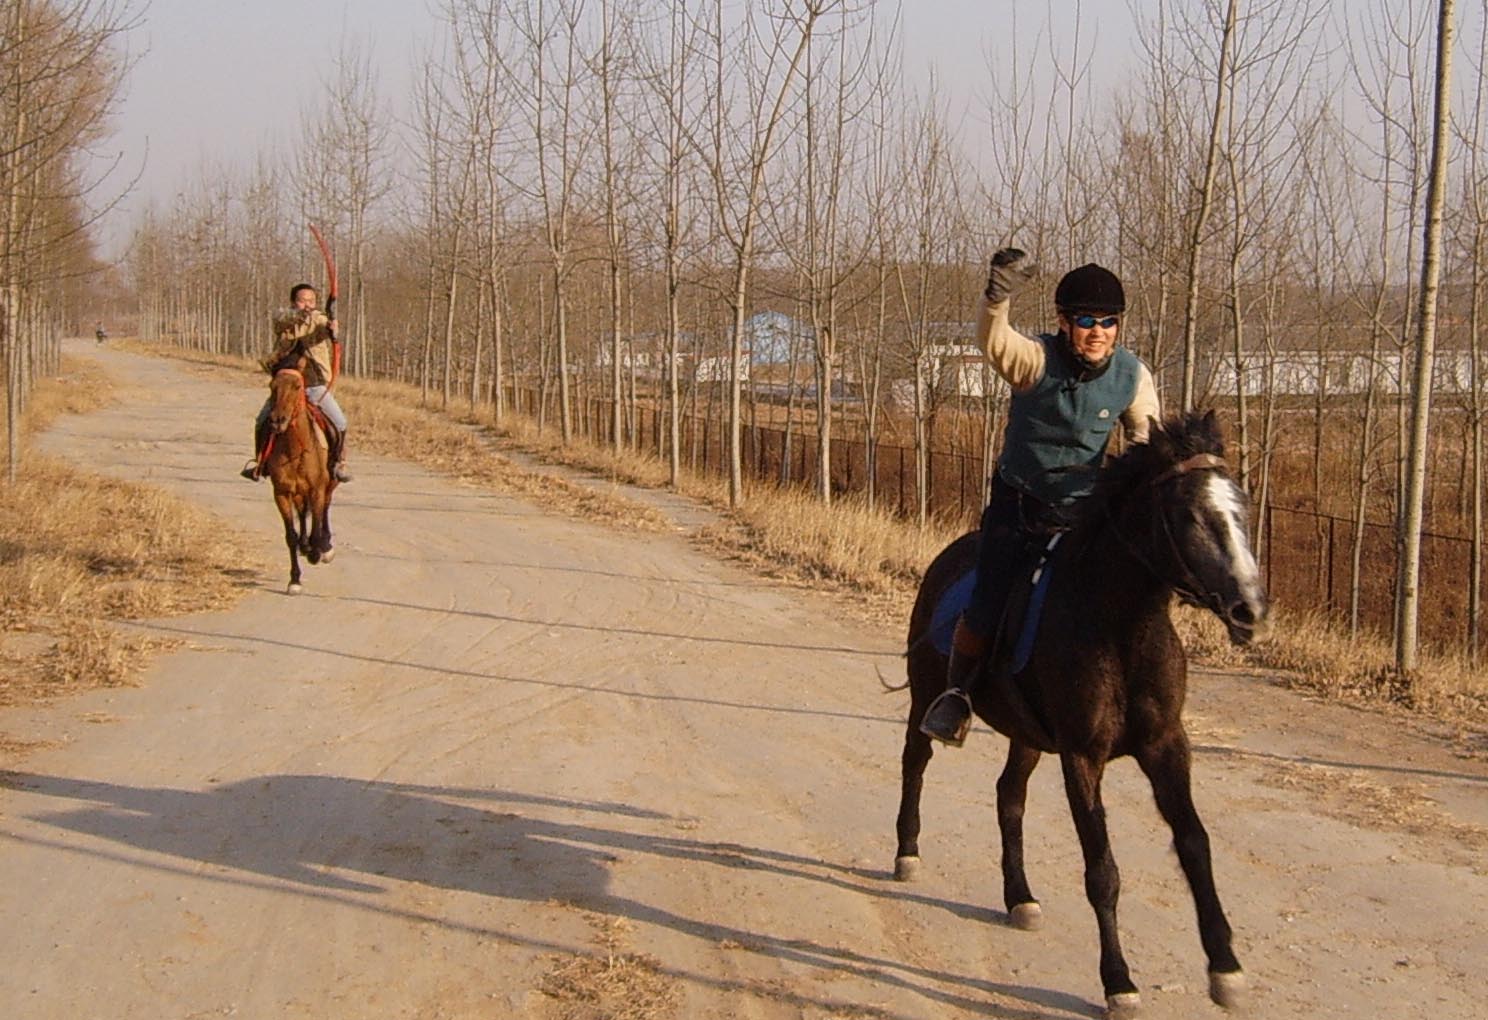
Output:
[918,249,1161,746]
[241,283,352,484]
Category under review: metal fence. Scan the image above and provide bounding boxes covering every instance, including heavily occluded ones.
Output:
[506,385,1481,653]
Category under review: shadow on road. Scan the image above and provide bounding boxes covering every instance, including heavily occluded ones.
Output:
[1,770,1095,1020]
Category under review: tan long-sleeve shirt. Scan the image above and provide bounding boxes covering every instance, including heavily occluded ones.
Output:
[972,296,1160,443]
[270,309,335,388]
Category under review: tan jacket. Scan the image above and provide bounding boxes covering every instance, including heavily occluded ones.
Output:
[270,308,335,388]
[972,296,1160,442]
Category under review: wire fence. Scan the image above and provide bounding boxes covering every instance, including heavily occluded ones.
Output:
[506,385,1481,654]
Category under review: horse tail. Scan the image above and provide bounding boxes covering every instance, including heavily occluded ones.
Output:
[877,628,934,692]
[876,661,909,692]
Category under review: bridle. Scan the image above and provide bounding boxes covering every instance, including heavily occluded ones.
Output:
[1104,453,1233,613]
[267,367,310,458]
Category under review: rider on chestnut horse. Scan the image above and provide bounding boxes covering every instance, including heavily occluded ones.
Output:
[241,283,352,484]
[918,249,1161,747]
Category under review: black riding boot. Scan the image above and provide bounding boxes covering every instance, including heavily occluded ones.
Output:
[241,420,270,481]
[920,618,987,746]
[328,430,352,483]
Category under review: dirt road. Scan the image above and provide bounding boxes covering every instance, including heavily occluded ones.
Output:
[2,341,1485,1019]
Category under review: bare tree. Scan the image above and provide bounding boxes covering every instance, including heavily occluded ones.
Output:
[696,0,834,506]
[1177,0,1238,412]
[1396,0,1456,672]
[507,0,592,444]
[2,0,136,480]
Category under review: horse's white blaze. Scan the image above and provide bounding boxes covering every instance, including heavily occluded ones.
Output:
[1202,475,1262,600]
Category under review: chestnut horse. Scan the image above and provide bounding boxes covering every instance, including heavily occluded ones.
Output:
[261,355,337,594]
[891,411,1270,1017]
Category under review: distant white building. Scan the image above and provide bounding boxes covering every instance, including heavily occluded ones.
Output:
[1201,349,1486,397]
[694,353,750,383]
[889,344,1012,406]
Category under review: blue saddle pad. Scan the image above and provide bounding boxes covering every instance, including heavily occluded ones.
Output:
[927,536,1062,675]
[929,569,976,657]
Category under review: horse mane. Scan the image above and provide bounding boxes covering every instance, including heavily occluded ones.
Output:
[1074,409,1228,531]
[265,350,306,376]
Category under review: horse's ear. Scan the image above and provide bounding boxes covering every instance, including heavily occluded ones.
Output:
[1197,408,1227,454]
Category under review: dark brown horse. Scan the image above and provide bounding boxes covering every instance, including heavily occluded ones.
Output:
[261,356,337,594]
[892,411,1270,1017]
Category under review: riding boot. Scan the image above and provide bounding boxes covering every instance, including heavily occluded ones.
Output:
[241,421,270,481]
[328,431,352,483]
[919,618,987,747]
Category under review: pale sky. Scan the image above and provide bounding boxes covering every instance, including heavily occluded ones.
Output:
[97,0,1145,253]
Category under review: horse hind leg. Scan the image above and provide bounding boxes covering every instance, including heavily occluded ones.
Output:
[300,501,320,564]
[893,726,934,881]
[1136,733,1244,1010]
[318,510,334,563]
[997,741,1044,930]
[315,488,335,564]
[893,655,939,881]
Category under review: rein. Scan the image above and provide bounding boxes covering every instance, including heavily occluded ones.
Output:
[269,368,311,458]
[1103,453,1231,612]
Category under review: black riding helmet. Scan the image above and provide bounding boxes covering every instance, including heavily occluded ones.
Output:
[1054,263,1124,372]
[1054,263,1125,315]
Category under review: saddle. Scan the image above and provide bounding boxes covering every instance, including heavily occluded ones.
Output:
[306,403,337,452]
[929,535,1064,748]
[930,534,1062,673]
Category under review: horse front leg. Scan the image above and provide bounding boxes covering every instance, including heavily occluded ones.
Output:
[1062,752,1139,1017]
[1135,732,1244,1010]
[275,493,302,595]
[998,741,1043,929]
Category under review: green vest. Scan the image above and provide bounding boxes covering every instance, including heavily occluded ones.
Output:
[996,335,1141,506]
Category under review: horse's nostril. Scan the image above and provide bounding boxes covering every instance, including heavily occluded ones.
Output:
[1229,602,1256,627]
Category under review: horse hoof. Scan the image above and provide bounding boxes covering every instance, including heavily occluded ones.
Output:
[287,583,302,596]
[321,548,335,564]
[893,855,921,882]
[1105,991,1141,1019]
[1209,969,1246,1010]
[1008,901,1043,931]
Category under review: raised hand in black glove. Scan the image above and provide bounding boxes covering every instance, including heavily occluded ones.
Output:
[984,247,1037,304]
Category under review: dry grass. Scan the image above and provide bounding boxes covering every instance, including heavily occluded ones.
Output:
[538,914,678,1020]
[1255,757,1488,869]
[492,415,961,621]
[0,360,259,709]
[1173,602,1488,728]
[340,376,670,532]
[22,356,115,432]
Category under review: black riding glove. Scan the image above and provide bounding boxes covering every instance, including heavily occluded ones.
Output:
[984,247,1037,304]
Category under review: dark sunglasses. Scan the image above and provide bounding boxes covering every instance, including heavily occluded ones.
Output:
[1070,314,1120,329]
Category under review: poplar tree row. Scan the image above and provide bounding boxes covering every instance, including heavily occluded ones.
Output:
[120,1,1488,660]
[2,0,133,480]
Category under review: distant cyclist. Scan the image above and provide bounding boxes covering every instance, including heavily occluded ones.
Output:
[95,324,107,344]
